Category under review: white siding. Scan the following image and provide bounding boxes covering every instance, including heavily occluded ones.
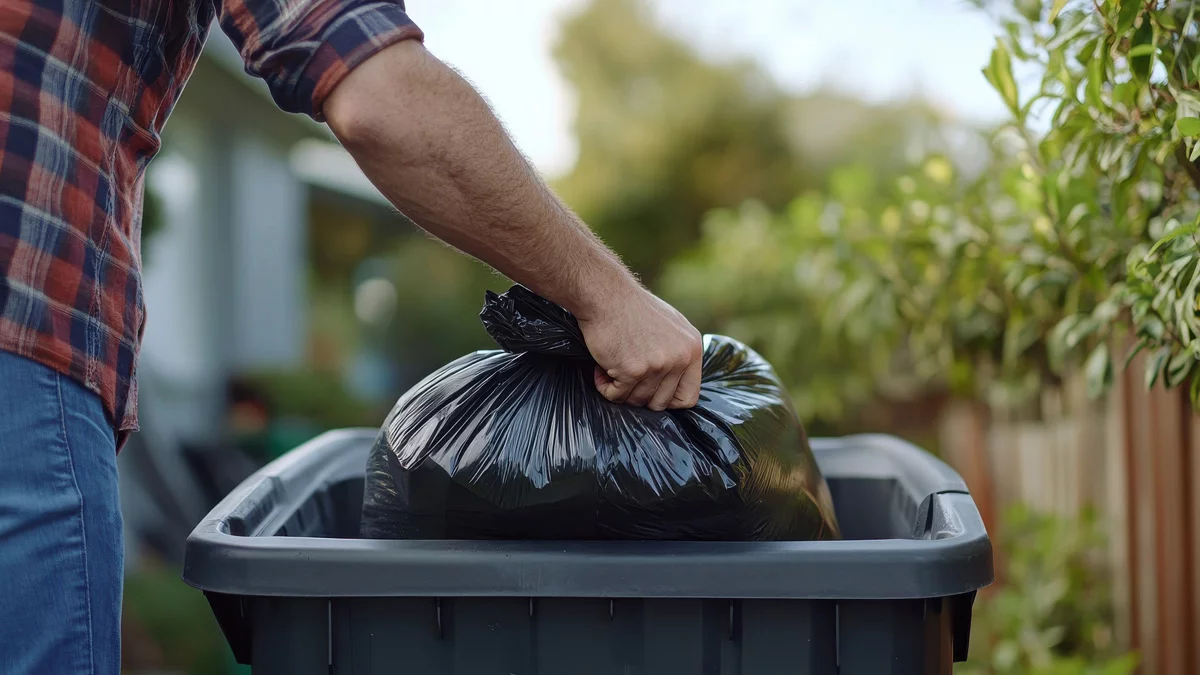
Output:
[140,112,228,443]
[228,133,308,370]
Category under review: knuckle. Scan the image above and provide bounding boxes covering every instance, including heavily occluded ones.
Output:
[639,356,664,374]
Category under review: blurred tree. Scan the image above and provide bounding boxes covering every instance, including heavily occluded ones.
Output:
[123,566,231,675]
[667,0,1200,421]
[552,0,940,280]
[819,0,1200,406]
[380,237,504,387]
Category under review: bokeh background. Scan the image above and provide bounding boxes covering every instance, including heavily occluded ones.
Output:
[122,0,1200,673]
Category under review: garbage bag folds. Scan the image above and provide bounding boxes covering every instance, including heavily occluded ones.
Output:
[360,285,840,541]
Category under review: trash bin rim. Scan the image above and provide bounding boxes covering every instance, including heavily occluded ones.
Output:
[183,429,994,600]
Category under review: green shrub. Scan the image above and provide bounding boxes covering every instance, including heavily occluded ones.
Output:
[959,507,1137,675]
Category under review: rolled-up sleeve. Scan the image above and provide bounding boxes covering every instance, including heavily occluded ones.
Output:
[218,0,424,120]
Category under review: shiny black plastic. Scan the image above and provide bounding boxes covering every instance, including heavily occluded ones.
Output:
[361,285,840,541]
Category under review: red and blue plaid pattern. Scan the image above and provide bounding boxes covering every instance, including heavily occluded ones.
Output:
[0,0,422,442]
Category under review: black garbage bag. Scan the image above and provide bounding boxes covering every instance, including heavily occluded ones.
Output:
[360,285,840,541]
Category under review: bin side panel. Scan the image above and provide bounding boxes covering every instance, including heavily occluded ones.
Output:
[533,599,614,675]
[922,598,956,672]
[739,599,837,675]
[950,592,977,662]
[447,598,535,674]
[333,597,445,674]
[827,478,915,540]
[838,599,953,675]
[332,597,744,675]
[204,592,251,665]
[621,598,726,675]
[250,597,328,675]
[329,478,366,537]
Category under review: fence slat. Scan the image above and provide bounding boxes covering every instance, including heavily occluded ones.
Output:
[1104,373,1133,649]
[1189,409,1200,675]
[1149,385,1190,675]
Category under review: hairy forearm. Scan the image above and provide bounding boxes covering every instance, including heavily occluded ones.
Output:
[323,40,635,320]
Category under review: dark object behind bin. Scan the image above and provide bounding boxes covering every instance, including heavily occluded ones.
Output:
[361,285,840,542]
[183,428,993,675]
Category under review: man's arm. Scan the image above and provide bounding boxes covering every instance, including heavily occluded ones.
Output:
[323,40,702,410]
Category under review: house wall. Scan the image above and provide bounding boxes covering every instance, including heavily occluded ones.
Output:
[140,49,317,444]
[228,133,308,370]
[141,107,229,443]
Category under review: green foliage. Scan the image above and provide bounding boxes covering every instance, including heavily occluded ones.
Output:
[967,0,1200,402]
[668,0,1200,410]
[958,507,1136,675]
[124,567,233,675]
[1024,0,1200,403]
[240,368,380,429]
[141,179,165,250]
[552,0,803,278]
[381,237,505,385]
[661,191,901,422]
[553,0,942,281]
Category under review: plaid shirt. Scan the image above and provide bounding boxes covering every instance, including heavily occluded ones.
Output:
[0,0,422,443]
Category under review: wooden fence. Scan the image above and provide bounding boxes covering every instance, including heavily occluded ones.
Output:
[935,357,1200,675]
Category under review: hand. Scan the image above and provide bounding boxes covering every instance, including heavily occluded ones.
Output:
[576,282,703,411]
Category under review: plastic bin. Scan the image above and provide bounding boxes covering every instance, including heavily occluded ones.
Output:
[183,429,993,675]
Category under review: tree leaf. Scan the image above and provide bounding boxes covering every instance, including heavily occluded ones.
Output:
[1145,348,1170,389]
[1065,315,1101,349]
[1129,18,1155,81]
[1085,342,1112,398]
[1086,51,1105,107]
[1003,314,1040,365]
[1123,340,1147,369]
[1148,222,1199,255]
[1166,351,1196,388]
[1047,11,1091,50]
[984,38,1020,114]
[1177,118,1200,137]
[1048,0,1068,23]
[1116,0,1141,35]
[1191,141,1200,162]
[1075,36,1100,67]
[1003,21,1033,60]
[1177,90,1200,116]
[1138,315,1165,341]
[1157,7,1179,30]
[1048,315,1082,372]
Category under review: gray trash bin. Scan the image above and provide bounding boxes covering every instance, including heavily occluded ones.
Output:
[183,429,993,675]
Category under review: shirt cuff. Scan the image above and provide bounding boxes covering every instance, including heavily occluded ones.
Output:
[297,2,424,121]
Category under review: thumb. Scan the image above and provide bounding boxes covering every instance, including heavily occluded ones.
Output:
[594,366,633,403]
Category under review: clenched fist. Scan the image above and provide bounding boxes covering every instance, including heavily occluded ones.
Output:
[576,283,703,411]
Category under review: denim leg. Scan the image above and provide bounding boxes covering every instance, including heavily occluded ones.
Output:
[0,350,123,675]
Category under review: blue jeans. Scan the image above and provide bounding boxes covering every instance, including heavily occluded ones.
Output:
[0,350,122,675]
